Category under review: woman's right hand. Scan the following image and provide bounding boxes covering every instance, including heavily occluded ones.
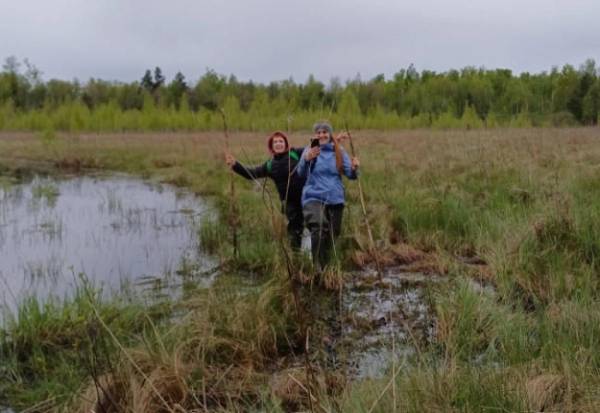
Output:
[225,152,236,167]
[304,147,320,161]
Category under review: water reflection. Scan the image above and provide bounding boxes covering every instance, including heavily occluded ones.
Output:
[0,175,214,311]
[342,267,440,378]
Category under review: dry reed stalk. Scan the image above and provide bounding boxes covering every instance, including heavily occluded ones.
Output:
[343,123,383,282]
[366,358,406,413]
[88,304,177,413]
[389,281,397,413]
[76,373,129,413]
[304,327,317,413]
[219,108,239,258]
[21,397,57,413]
[270,365,331,412]
[526,374,567,412]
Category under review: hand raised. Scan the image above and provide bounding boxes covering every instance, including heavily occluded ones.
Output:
[335,132,349,143]
[304,147,320,161]
[225,152,236,167]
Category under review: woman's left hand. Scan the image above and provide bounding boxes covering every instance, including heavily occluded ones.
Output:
[351,156,360,170]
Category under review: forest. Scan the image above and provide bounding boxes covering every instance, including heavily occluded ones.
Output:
[1,56,599,131]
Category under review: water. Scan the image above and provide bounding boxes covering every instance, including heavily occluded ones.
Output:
[341,266,441,378]
[0,174,214,312]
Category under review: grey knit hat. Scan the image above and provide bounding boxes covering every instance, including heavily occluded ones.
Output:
[313,121,333,135]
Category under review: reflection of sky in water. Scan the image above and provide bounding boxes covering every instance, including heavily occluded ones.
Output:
[0,175,211,310]
[342,268,438,379]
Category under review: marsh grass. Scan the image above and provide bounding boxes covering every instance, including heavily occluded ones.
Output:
[2,127,600,410]
[31,180,60,202]
[0,281,171,409]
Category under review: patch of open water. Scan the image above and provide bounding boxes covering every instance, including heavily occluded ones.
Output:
[0,174,216,315]
[341,266,443,379]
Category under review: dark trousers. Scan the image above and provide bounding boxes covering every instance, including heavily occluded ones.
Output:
[303,202,344,268]
[284,201,304,251]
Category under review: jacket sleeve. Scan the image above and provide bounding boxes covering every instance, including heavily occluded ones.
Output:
[342,149,358,180]
[232,161,269,180]
[296,147,309,177]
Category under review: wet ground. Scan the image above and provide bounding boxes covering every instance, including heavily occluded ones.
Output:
[275,265,441,384]
[340,266,441,378]
[0,173,442,385]
[0,174,215,314]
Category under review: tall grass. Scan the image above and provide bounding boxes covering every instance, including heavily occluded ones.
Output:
[2,127,600,410]
[0,283,170,408]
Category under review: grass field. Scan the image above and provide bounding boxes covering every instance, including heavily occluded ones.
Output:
[1,127,600,412]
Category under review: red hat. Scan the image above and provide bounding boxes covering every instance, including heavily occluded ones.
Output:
[267,131,289,153]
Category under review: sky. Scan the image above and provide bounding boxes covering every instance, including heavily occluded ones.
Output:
[1,0,599,85]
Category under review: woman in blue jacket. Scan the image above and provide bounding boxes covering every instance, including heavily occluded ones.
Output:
[296,121,359,268]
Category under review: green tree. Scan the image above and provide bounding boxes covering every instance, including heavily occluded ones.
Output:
[300,75,325,110]
[582,80,600,125]
[166,71,188,109]
[45,79,79,107]
[338,88,361,121]
[190,69,224,110]
[141,70,154,92]
[153,67,165,88]
[2,56,20,74]
[552,64,579,115]
[81,79,115,109]
[117,82,144,110]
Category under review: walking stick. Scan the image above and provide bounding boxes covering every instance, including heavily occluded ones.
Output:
[219,108,239,258]
[287,114,293,136]
[344,121,383,281]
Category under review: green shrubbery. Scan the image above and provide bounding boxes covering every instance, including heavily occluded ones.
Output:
[0,99,555,132]
[2,57,600,132]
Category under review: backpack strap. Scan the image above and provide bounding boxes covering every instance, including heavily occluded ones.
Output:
[266,159,273,174]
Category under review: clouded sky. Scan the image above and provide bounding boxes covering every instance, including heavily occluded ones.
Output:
[1,0,599,84]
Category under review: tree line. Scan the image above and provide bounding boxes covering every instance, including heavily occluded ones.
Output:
[0,56,599,132]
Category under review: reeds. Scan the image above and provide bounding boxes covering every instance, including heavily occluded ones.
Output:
[2,127,600,411]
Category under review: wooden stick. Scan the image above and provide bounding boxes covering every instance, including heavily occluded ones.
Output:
[219,108,239,258]
[389,282,397,412]
[343,122,383,281]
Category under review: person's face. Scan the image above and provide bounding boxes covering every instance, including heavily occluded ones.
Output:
[315,129,330,144]
[272,136,287,154]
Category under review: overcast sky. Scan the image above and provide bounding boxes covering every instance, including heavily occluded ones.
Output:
[1,0,599,84]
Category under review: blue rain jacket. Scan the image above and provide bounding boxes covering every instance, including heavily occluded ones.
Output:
[296,142,358,206]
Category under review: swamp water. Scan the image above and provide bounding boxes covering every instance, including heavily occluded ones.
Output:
[0,175,215,314]
[0,173,442,401]
[341,266,439,378]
